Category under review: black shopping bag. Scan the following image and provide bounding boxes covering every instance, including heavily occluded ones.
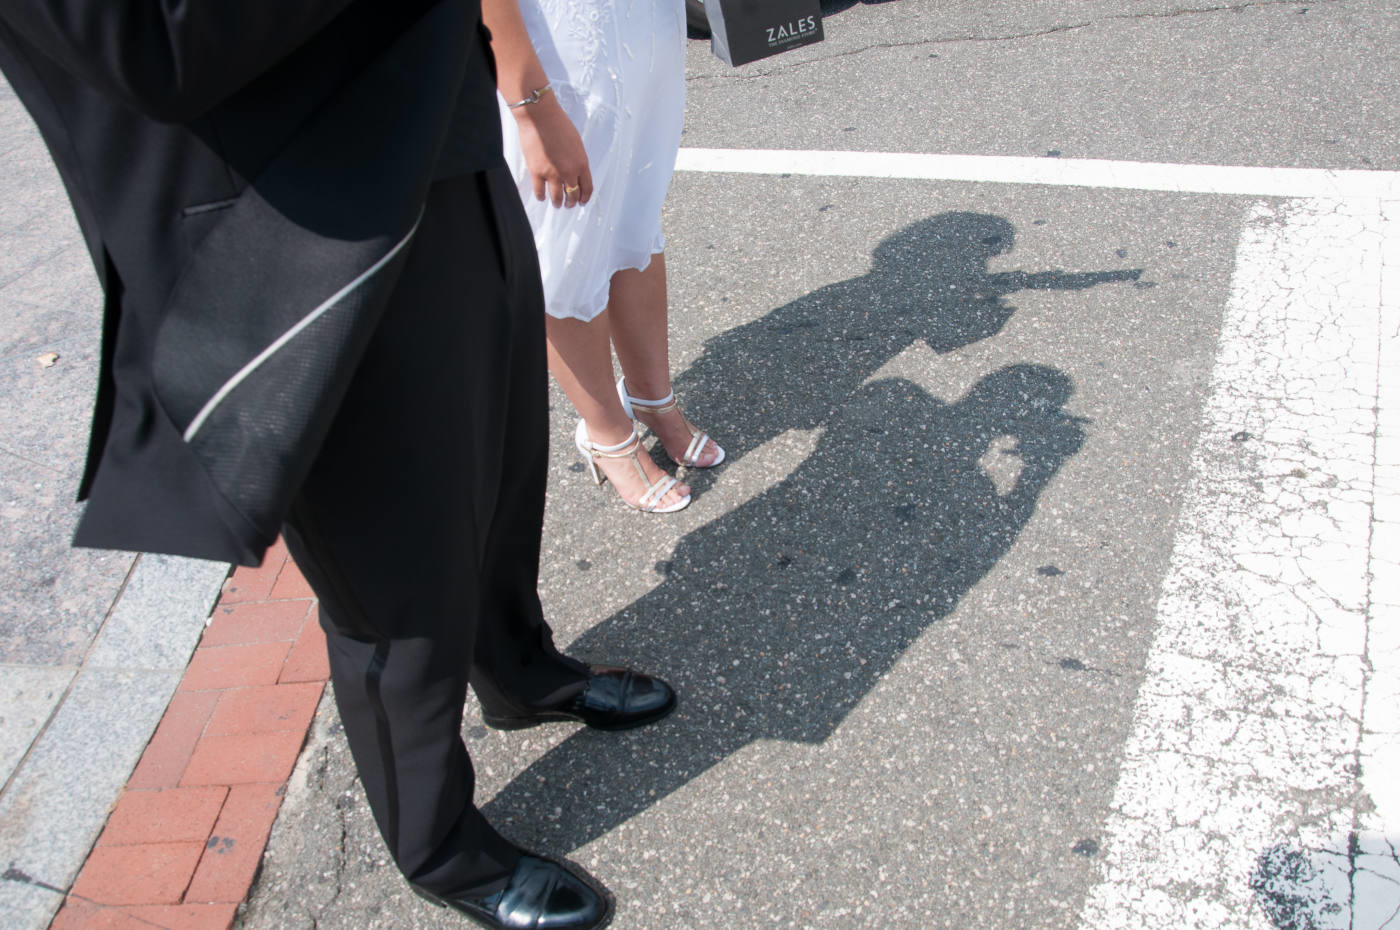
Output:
[702,0,824,67]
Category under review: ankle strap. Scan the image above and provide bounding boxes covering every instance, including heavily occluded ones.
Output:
[619,379,676,410]
[586,427,641,457]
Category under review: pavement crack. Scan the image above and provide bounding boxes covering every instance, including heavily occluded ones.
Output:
[1348,829,1361,930]
[316,783,352,921]
[1,864,64,894]
[0,443,66,476]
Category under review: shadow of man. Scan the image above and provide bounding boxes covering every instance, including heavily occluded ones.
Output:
[668,212,1137,489]
[486,364,1087,851]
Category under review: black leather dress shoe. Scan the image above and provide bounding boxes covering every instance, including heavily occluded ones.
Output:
[413,854,612,930]
[482,666,676,731]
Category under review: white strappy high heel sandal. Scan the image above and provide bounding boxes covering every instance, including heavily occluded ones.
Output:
[616,378,725,468]
[574,421,690,513]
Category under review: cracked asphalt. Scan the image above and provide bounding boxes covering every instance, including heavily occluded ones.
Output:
[236,2,1400,928]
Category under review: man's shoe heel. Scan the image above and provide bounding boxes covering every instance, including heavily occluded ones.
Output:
[480,709,571,730]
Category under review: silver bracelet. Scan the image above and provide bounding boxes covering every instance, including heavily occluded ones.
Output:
[506,83,553,109]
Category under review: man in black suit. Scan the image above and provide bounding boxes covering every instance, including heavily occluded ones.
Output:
[0,2,674,927]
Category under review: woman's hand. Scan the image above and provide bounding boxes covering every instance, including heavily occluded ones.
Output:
[480,0,590,207]
[513,98,593,208]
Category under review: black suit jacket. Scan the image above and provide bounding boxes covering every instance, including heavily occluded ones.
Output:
[0,0,501,565]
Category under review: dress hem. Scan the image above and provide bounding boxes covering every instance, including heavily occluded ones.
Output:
[543,246,665,323]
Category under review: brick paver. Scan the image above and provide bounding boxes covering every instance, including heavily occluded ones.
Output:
[205,683,321,737]
[201,600,315,648]
[185,784,284,904]
[125,692,222,792]
[179,642,293,692]
[50,902,240,930]
[279,621,330,684]
[97,788,228,847]
[70,844,206,906]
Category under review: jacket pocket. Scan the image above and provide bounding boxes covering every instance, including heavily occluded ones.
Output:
[179,197,239,256]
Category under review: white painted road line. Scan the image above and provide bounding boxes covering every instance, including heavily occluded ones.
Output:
[676,149,1400,200]
[1079,197,1400,930]
[1359,200,1400,929]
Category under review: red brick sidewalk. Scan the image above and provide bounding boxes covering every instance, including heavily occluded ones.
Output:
[52,541,327,930]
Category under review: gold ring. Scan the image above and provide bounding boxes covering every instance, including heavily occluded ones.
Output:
[563,184,580,194]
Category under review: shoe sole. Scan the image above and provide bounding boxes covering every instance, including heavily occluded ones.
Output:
[481,696,678,732]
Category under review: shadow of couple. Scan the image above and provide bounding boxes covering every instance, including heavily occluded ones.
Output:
[487,210,1142,852]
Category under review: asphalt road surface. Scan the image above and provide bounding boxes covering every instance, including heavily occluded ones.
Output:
[237,2,1400,928]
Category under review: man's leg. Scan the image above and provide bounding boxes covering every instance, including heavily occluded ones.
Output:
[283,170,568,895]
[466,167,677,731]
[468,164,591,716]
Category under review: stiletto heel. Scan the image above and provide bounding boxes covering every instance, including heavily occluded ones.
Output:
[575,422,608,486]
[575,420,690,513]
[616,377,725,468]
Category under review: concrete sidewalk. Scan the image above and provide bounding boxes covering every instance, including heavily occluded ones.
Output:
[0,75,232,930]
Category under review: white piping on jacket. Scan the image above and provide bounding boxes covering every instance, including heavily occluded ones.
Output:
[182,211,423,443]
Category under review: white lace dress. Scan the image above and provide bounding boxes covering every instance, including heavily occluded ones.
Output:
[500,0,686,321]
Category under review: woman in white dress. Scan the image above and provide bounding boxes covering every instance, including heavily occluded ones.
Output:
[482,0,723,513]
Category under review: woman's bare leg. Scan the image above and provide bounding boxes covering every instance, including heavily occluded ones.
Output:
[609,254,721,467]
[545,309,689,508]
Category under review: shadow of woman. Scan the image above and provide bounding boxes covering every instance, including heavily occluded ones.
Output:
[485,365,1087,852]
[666,212,1136,493]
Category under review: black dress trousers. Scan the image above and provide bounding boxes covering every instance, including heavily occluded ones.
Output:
[282,166,589,895]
